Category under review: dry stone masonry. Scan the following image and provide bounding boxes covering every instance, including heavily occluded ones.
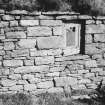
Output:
[0,10,105,97]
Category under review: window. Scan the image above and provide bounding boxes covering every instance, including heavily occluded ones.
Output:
[63,23,81,55]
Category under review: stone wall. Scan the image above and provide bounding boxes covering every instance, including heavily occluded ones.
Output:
[0,10,105,97]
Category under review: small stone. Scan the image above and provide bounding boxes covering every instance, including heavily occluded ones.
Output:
[24,60,34,66]
[37,81,53,89]
[2,15,14,20]
[35,56,54,65]
[85,34,92,43]
[10,20,18,26]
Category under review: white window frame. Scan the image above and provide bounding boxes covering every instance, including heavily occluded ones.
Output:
[63,23,81,55]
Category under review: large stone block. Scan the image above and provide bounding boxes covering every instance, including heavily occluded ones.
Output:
[20,20,39,26]
[85,60,97,68]
[86,24,105,33]
[11,49,29,57]
[54,77,77,87]
[3,60,23,67]
[35,56,54,65]
[40,20,62,26]
[27,27,52,36]
[37,36,64,49]
[24,84,37,91]
[17,39,36,49]
[6,32,26,39]
[14,65,49,74]
[37,81,53,89]
[94,34,105,42]
[1,79,17,87]
[4,42,15,50]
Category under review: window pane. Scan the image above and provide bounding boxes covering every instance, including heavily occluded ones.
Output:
[66,27,75,47]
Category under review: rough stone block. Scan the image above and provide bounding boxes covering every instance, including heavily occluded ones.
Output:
[27,27,52,36]
[92,54,102,60]
[24,84,37,91]
[4,42,15,50]
[53,27,62,35]
[1,79,17,87]
[0,50,6,56]
[40,20,62,26]
[2,15,14,20]
[11,49,29,57]
[23,74,34,80]
[0,21,9,27]
[94,34,105,42]
[86,24,105,33]
[47,87,63,93]
[35,56,54,65]
[99,71,105,76]
[10,20,18,26]
[0,68,9,75]
[9,85,23,91]
[54,77,77,87]
[9,74,21,80]
[17,80,28,85]
[97,59,105,66]
[78,79,91,84]
[85,60,97,68]
[46,72,59,77]
[85,34,92,43]
[20,20,39,26]
[17,39,36,49]
[24,60,34,66]
[50,67,64,72]
[14,65,49,74]
[3,60,23,67]
[85,44,101,54]
[37,36,64,49]
[84,73,95,78]
[37,81,53,89]
[6,32,26,39]
[91,68,103,72]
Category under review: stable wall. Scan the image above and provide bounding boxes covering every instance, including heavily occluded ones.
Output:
[0,10,105,96]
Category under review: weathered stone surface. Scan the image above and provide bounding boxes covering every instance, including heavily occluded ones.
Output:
[9,85,23,91]
[91,68,103,72]
[10,10,28,15]
[97,59,105,66]
[27,27,52,36]
[37,81,53,89]
[4,42,15,50]
[0,50,5,55]
[24,60,34,66]
[17,80,28,85]
[0,21,9,27]
[30,49,62,57]
[24,84,37,91]
[37,36,64,49]
[85,44,101,54]
[78,79,91,84]
[50,67,64,72]
[40,20,62,26]
[35,56,54,65]
[11,49,29,57]
[3,60,23,67]
[46,72,59,77]
[20,20,39,26]
[1,79,17,87]
[92,54,102,60]
[94,34,105,42]
[2,15,14,20]
[54,77,77,87]
[14,65,49,74]
[86,20,95,24]
[72,84,86,90]
[85,34,92,43]
[99,71,105,76]
[47,87,63,93]
[9,74,21,80]
[0,68,9,75]
[85,60,97,68]
[53,27,62,35]
[6,32,26,39]
[10,20,18,26]
[17,39,36,49]
[84,73,95,78]
[86,24,105,33]
[78,70,89,74]
[23,74,34,80]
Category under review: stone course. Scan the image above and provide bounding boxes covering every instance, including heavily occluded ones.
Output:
[0,10,105,97]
